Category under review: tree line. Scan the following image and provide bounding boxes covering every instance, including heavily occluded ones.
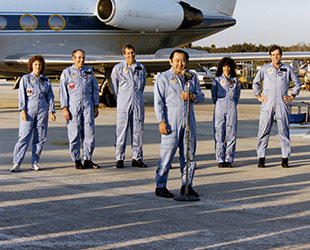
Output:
[191,42,310,53]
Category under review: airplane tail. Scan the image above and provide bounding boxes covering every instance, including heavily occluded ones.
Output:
[183,0,237,16]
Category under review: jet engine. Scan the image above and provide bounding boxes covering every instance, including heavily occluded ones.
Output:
[96,0,203,32]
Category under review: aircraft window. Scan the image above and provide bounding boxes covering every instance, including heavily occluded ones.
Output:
[20,14,38,31]
[0,16,8,30]
[49,14,66,31]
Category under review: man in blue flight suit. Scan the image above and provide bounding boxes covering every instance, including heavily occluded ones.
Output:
[154,49,204,198]
[253,45,301,168]
[59,49,100,169]
[110,44,147,169]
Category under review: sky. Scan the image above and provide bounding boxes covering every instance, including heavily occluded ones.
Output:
[193,0,310,48]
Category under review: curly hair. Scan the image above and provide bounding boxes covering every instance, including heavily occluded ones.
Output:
[27,55,45,74]
[215,57,237,77]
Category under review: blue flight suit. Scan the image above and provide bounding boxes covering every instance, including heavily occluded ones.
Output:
[13,73,55,165]
[154,68,204,188]
[253,63,301,158]
[211,74,241,164]
[110,61,146,161]
[59,65,99,162]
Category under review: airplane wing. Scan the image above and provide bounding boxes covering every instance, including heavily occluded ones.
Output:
[4,49,310,76]
[142,48,310,71]
[90,49,310,72]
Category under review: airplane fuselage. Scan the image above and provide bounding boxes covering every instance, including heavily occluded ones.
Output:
[0,0,236,76]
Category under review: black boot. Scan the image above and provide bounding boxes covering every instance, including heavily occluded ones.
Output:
[75,160,84,169]
[116,160,124,168]
[218,162,226,168]
[281,158,289,168]
[225,162,233,168]
[132,159,148,168]
[180,185,199,197]
[84,160,100,169]
[258,157,265,168]
[155,187,174,198]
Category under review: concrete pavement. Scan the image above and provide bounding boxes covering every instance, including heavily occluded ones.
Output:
[0,81,310,249]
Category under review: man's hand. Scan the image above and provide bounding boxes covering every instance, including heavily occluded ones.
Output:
[181,91,195,102]
[158,121,169,135]
[94,106,99,118]
[62,107,70,120]
[21,110,27,121]
[256,95,268,103]
[50,112,56,121]
[283,95,295,104]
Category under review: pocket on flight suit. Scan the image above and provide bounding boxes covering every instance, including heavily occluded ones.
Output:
[214,112,225,128]
[259,94,271,122]
[161,125,177,150]
[166,86,179,107]
[116,112,129,133]
[19,115,33,137]
[37,122,48,143]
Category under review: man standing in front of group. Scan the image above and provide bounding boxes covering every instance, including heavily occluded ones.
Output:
[59,49,100,170]
[253,45,301,168]
[154,49,204,198]
[110,44,147,169]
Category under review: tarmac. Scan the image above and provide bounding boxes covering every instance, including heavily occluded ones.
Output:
[0,80,310,250]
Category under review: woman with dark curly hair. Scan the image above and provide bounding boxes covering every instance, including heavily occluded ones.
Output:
[11,55,56,172]
[211,57,241,168]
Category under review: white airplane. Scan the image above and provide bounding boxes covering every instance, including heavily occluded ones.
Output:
[1,0,310,91]
[0,0,238,78]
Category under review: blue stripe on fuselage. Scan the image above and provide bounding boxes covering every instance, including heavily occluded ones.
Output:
[0,14,234,32]
[0,14,120,31]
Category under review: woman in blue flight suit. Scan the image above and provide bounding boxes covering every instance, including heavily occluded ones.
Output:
[211,57,241,168]
[11,55,56,172]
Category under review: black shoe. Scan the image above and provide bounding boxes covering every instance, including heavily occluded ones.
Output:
[281,158,289,168]
[225,162,233,168]
[132,159,147,168]
[258,157,265,168]
[155,187,174,198]
[75,160,84,170]
[218,162,226,168]
[84,160,100,169]
[180,185,199,197]
[116,160,124,168]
